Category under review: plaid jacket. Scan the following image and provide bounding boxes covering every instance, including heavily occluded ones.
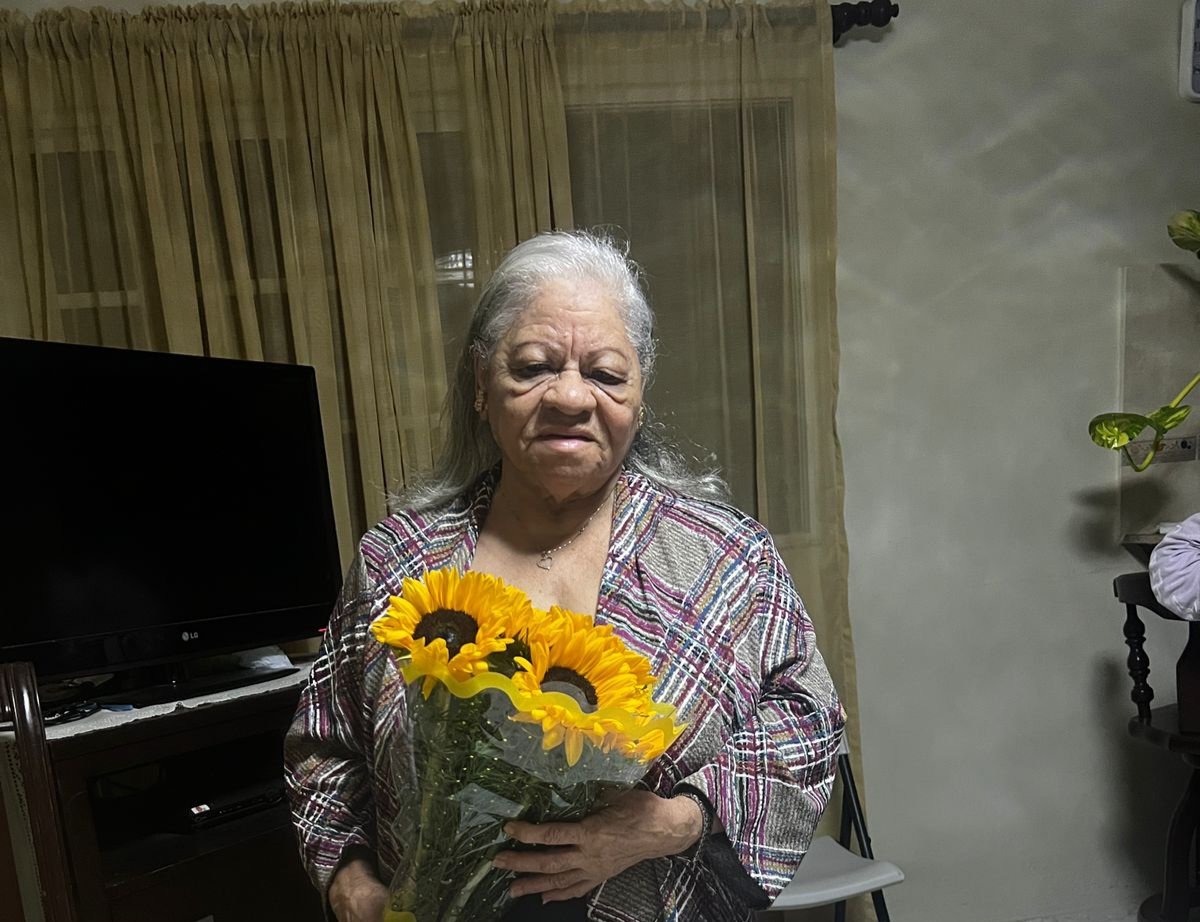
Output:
[285,469,844,921]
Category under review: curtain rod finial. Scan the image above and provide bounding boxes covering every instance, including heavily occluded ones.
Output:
[831,0,899,44]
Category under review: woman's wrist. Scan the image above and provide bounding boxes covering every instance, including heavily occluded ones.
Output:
[328,849,379,911]
[668,790,713,857]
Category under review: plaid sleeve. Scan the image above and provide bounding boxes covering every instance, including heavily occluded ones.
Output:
[673,534,845,906]
[284,552,381,898]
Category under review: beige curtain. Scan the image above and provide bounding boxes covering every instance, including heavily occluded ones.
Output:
[400,0,573,373]
[454,0,574,276]
[556,0,861,847]
[0,5,450,562]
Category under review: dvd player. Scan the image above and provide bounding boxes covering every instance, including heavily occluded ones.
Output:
[187,778,286,831]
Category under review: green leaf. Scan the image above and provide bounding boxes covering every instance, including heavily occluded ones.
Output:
[1146,404,1192,434]
[1168,210,1200,252]
[1089,412,1153,449]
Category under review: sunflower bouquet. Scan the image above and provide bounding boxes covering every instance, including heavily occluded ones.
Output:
[369,569,684,922]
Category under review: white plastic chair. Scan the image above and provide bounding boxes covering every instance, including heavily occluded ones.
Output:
[766,735,903,921]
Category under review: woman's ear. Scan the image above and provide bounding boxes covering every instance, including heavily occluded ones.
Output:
[472,352,487,414]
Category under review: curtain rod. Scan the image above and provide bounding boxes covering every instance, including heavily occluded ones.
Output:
[830,0,899,43]
[64,2,898,47]
[547,1,902,45]
[11,1,902,46]
[549,1,898,45]
[8,2,897,47]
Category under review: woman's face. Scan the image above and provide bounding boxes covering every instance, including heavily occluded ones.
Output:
[478,278,643,504]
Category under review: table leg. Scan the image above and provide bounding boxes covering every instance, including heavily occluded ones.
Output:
[1161,768,1200,921]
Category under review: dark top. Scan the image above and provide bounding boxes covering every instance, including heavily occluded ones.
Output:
[501,895,589,920]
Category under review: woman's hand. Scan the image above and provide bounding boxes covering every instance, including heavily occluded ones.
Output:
[492,790,704,903]
[329,855,389,922]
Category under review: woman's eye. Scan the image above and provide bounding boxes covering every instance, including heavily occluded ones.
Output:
[591,371,626,387]
[515,364,551,380]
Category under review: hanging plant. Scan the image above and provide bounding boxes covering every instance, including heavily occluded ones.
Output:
[1087,211,1200,472]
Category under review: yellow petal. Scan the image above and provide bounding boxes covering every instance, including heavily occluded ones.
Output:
[565,730,584,766]
[543,725,564,750]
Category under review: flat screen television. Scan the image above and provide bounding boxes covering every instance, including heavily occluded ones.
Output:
[0,337,343,705]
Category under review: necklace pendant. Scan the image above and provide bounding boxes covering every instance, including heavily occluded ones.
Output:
[537,552,554,571]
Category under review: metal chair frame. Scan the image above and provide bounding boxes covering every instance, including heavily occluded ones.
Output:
[831,747,893,922]
[765,731,902,920]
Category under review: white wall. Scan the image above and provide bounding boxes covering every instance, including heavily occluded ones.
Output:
[836,2,1200,921]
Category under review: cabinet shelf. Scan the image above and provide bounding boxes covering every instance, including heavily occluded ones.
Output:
[4,665,324,922]
[101,802,293,899]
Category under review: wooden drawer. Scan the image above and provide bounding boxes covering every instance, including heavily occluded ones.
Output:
[106,823,321,922]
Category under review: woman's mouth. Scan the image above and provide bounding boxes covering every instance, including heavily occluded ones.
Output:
[536,432,594,449]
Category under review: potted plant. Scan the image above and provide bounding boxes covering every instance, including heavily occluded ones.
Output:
[1088,211,1200,471]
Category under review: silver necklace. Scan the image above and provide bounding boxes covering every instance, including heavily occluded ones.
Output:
[536,494,611,570]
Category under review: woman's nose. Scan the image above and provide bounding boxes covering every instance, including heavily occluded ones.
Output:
[543,370,594,414]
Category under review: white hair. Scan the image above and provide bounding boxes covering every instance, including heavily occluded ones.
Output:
[399,230,728,511]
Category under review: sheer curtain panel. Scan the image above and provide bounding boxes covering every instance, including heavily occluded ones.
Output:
[558,0,860,835]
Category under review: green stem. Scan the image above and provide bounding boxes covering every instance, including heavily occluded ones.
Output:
[1124,445,1156,473]
[391,686,453,915]
[1124,370,1200,472]
[1168,370,1200,408]
[440,849,499,922]
[441,788,535,922]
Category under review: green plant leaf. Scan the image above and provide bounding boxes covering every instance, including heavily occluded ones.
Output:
[1168,210,1200,253]
[1089,412,1153,449]
[1146,404,1192,434]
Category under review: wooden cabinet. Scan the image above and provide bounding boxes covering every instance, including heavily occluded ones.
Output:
[2,667,324,922]
[0,789,27,922]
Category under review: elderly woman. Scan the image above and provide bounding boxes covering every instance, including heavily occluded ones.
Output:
[285,231,844,922]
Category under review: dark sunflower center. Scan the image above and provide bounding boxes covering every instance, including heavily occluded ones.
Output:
[412,608,478,657]
[543,666,598,708]
[486,634,530,678]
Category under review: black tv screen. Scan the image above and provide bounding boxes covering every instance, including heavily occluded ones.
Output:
[0,337,343,682]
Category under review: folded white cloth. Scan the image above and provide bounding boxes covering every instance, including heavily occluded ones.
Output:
[1150,513,1200,619]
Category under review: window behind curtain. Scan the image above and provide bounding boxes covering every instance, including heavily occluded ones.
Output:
[566,101,813,535]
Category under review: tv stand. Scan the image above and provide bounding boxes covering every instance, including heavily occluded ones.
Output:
[1,662,323,922]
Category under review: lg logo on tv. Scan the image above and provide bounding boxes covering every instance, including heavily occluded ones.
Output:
[181,631,200,642]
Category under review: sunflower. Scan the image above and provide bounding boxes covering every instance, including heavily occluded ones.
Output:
[510,606,664,765]
[370,569,535,696]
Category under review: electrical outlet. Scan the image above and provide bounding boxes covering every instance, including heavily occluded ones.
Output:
[1124,436,1199,467]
